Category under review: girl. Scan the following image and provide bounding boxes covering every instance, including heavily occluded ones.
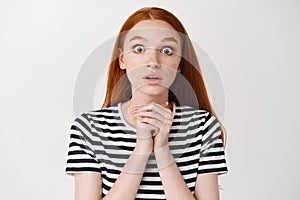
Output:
[65,7,228,200]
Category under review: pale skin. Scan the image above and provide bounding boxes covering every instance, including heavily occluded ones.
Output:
[74,19,220,200]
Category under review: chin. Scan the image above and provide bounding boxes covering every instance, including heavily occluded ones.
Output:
[138,84,168,95]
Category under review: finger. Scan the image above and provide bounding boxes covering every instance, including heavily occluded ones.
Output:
[133,102,164,114]
[133,109,161,121]
[147,123,159,137]
[136,120,159,136]
[162,101,169,108]
[134,107,172,130]
[136,111,172,135]
[133,108,171,129]
[132,102,172,119]
[137,115,164,128]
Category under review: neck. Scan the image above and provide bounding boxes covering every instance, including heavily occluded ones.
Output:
[128,88,169,111]
[121,88,171,129]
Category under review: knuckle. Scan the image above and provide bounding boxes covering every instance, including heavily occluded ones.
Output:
[165,109,171,114]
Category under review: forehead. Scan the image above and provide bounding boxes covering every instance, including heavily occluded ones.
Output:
[124,20,181,42]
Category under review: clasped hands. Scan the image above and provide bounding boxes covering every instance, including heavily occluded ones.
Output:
[131,101,173,152]
[122,101,175,174]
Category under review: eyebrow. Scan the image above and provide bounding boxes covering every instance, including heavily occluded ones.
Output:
[129,36,147,42]
[129,36,179,44]
[161,37,178,44]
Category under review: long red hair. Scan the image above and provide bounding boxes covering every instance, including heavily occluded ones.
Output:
[102,7,226,144]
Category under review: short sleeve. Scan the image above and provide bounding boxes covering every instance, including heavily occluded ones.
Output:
[198,112,228,175]
[65,112,102,176]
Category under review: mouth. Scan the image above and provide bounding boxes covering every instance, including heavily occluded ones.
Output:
[142,73,162,84]
[142,73,162,80]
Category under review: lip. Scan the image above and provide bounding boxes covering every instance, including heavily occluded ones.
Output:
[142,72,162,84]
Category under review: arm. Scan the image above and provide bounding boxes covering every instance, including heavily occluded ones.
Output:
[155,147,221,200]
[67,113,103,200]
[155,145,196,200]
[103,140,152,200]
[74,173,102,200]
[70,109,157,200]
[132,102,195,199]
[193,112,227,199]
[73,140,151,200]
[194,174,220,200]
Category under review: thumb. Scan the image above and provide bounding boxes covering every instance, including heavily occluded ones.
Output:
[162,101,169,108]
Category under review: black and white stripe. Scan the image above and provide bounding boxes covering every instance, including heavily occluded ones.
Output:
[65,102,228,199]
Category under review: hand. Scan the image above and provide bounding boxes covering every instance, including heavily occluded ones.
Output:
[132,102,173,151]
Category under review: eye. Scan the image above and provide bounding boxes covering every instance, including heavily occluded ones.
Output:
[161,47,173,55]
[133,45,145,53]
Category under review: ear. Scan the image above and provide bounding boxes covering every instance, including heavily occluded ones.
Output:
[117,48,126,70]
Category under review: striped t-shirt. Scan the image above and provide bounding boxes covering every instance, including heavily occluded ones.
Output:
[65,102,228,199]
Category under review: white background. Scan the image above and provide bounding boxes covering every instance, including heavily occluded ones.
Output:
[1,0,299,199]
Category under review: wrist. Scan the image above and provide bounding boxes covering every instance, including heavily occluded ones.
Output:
[154,145,176,170]
[153,142,168,152]
[135,140,153,154]
[123,150,151,174]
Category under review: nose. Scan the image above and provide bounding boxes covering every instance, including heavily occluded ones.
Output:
[146,48,161,70]
[146,63,161,71]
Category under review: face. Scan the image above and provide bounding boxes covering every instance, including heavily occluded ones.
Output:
[118,19,182,96]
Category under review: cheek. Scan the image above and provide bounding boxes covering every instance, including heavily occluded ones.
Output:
[126,66,145,86]
[161,55,181,67]
[160,67,178,88]
[124,53,146,67]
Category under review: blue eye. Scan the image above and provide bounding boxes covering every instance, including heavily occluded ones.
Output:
[133,45,144,53]
[161,47,173,55]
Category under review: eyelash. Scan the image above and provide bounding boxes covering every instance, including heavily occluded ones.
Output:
[132,44,174,55]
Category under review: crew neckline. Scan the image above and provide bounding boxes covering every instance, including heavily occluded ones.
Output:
[118,102,176,131]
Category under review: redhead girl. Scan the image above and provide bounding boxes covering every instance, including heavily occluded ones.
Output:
[65,7,228,200]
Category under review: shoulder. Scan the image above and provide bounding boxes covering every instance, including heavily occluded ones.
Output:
[69,106,119,130]
[81,105,119,121]
[85,104,118,114]
[70,105,120,133]
[173,104,221,130]
[174,104,211,119]
[172,104,215,131]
